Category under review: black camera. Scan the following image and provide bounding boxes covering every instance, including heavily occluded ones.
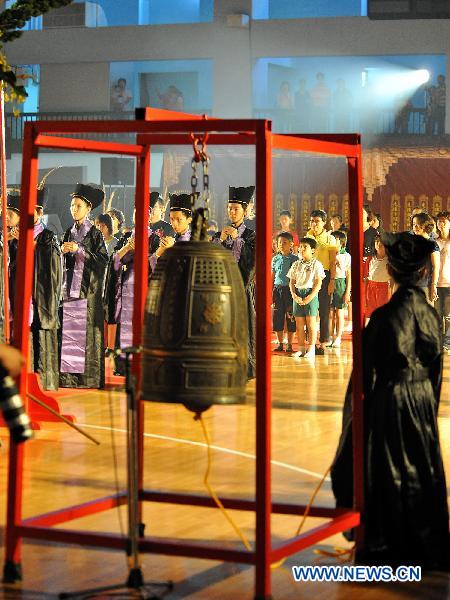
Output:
[0,366,33,444]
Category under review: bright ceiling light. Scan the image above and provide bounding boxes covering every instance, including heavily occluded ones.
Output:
[415,69,430,84]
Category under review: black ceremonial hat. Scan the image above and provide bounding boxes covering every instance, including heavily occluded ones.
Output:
[150,191,164,209]
[6,189,21,213]
[381,231,436,274]
[169,193,193,214]
[228,186,255,207]
[71,183,105,210]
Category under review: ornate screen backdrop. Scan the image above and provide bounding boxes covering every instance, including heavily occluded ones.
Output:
[162,143,450,234]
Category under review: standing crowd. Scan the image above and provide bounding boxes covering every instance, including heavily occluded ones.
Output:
[271,205,450,357]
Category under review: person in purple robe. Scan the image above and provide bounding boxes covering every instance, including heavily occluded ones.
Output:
[149,192,193,270]
[104,200,163,375]
[212,186,256,379]
[6,186,62,390]
[60,183,109,388]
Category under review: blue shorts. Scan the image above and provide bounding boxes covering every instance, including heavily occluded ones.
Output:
[272,285,296,332]
[292,288,320,317]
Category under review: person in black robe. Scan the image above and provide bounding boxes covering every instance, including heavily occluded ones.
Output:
[60,183,109,388]
[104,205,161,374]
[5,190,20,322]
[5,187,62,389]
[149,191,175,237]
[331,231,449,569]
[107,208,126,242]
[213,186,256,379]
[149,192,194,269]
[244,197,256,231]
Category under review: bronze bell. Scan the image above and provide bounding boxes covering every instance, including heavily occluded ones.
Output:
[141,238,248,413]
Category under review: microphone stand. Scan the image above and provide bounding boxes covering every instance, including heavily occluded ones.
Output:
[59,348,173,599]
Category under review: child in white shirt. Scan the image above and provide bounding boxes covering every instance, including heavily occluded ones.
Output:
[330,230,351,347]
[287,237,325,358]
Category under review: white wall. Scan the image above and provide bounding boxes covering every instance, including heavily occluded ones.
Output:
[39,62,110,112]
[7,151,164,188]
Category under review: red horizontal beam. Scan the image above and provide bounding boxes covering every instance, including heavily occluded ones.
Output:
[135,107,217,121]
[136,133,256,146]
[35,134,144,156]
[17,525,254,563]
[17,497,357,564]
[28,119,263,135]
[139,538,254,563]
[140,490,350,518]
[22,493,127,527]
[17,526,127,550]
[271,133,360,158]
[270,512,360,563]
[288,133,361,145]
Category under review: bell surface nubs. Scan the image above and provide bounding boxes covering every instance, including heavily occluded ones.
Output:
[141,241,248,413]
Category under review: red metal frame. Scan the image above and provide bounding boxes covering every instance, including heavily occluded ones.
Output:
[4,108,364,600]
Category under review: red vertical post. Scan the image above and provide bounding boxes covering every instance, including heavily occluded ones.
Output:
[347,149,365,555]
[0,85,11,344]
[254,121,273,600]
[133,144,150,501]
[4,123,38,580]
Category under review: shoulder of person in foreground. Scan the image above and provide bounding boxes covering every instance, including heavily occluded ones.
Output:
[36,227,58,246]
[367,286,440,343]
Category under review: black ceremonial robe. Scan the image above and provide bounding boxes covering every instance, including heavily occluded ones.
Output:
[213,225,256,379]
[31,227,62,390]
[60,222,109,388]
[331,285,449,569]
[7,238,18,316]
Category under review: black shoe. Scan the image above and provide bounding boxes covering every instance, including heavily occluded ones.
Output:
[274,344,284,352]
[286,344,293,353]
[315,346,325,356]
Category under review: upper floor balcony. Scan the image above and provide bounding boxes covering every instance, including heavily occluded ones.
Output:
[4,105,445,157]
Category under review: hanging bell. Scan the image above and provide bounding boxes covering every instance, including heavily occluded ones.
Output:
[141,228,248,413]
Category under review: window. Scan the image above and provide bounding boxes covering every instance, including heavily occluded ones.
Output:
[5,0,213,29]
[253,0,365,19]
[109,60,213,114]
[253,55,446,135]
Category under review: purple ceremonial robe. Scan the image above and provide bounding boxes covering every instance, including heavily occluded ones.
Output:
[212,223,245,262]
[60,220,91,374]
[114,228,153,348]
[149,228,191,272]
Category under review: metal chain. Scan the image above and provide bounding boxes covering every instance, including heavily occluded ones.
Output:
[190,157,198,212]
[201,155,210,221]
[200,135,210,221]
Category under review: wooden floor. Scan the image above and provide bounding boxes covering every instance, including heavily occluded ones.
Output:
[1,342,449,599]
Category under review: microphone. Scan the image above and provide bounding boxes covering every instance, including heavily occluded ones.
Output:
[0,366,33,444]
